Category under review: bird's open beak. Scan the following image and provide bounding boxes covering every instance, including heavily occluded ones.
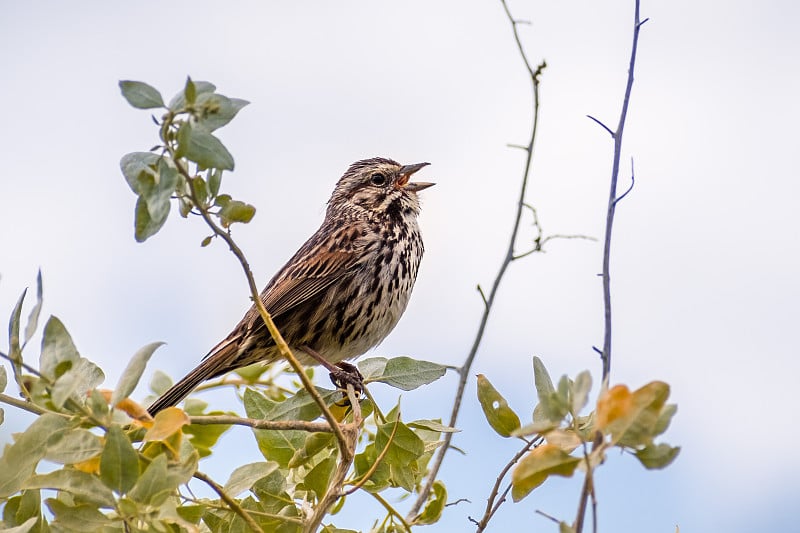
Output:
[397,162,435,192]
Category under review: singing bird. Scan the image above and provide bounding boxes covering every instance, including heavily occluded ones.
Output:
[148,158,433,415]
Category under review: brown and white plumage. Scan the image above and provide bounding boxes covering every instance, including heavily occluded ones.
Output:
[147,157,433,415]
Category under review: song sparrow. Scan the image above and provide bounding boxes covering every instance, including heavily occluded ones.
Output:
[147,157,433,415]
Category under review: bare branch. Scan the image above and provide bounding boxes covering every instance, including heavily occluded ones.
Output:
[193,470,265,533]
[406,0,548,519]
[598,0,646,383]
[474,438,539,532]
[188,415,334,433]
[612,159,636,206]
[586,115,615,137]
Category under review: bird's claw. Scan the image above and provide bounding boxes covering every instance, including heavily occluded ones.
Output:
[329,361,364,398]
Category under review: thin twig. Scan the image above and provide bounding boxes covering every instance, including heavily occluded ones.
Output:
[473,438,539,532]
[372,492,412,533]
[188,415,334,433]
[0,350,43,378]
[304,384,362,532]
[598,0,644,382]
[343,416,399,496]
[586,115,614,137]
[578,6,648,532]
[0,392,63,417]
[407,1,547,521]
[193,470,265,533]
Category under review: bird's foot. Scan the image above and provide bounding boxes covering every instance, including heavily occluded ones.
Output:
[329,361,364,397]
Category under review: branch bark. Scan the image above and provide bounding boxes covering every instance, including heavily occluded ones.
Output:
[406,0,547,520]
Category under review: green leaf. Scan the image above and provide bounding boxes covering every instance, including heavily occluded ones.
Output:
[375,419,425,466]
[134,195,167,242]
[571,370,592,414]
[7,288,26,378]
[208,168,223,197]
[532,357,568,423]
[150,370,173,395]
[0,516,37,533]
[176,121,234,170]
[184,76,197,105]
[111,341,164,406]
[0,365,6,393]
[414,480,447,525]
[511,444,580,502]
[243,390,307,467]
[512,420,559,438]
[128,451,197,506]
[100,426,140,495]
[219,199,256,226]
[23,270,43,347]
[195,93,249,132]
[120,152,160,195]
[5,489,42,530]
[168,80,216,111]
[119,80,164,109]
[634,443,680,469]
[0,413,70,498]
[653,403,678,437]
[222,462,279,497]
[362,356,447,391]
[407,419,459,433]
[38,316,80,379]
[44,428,103,464]
[288,432,336,468]
[46,499,117,530]
[533,356,555,397]
[26,470,116,508]
[303,455,335,501]
[184,416,231,457]
[476,374,521,437]
[560,522,577,533]
[51,357,104,409]
[243,387,340,422]
[127,454,169,505]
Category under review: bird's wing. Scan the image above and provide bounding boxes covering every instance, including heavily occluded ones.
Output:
[262,221,372,319]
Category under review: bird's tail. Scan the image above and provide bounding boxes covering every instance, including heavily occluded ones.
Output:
[147,341,237,416]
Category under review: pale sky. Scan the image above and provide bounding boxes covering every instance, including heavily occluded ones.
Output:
[1,1,798,531]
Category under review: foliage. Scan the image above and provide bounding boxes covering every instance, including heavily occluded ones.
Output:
[476,357,679,531]
[0,276,449,531]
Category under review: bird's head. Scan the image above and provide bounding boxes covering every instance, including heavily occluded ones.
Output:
[328,157,434,218]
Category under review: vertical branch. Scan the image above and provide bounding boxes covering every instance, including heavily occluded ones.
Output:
[406,0,546,520]
[599,0,647,382]
[577,2,647,532]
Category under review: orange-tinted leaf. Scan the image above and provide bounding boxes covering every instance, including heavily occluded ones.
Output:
[511,443,580,501]
[144,407,189,442]
[596,385,633,431]
[597,381,671,447]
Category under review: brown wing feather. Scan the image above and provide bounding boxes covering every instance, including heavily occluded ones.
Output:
[261,223,371,318]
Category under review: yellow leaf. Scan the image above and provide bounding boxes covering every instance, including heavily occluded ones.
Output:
[511,443,580,501]
[144,407,189,442]
[74,454,101,474]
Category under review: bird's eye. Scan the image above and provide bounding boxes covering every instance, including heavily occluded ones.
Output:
[370,173,387,186]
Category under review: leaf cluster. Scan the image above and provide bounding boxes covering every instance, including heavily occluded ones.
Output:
[477,357,679,530]
[119,78,253,242]
[0,272,452,532]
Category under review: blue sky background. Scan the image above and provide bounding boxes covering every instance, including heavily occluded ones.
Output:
[1,1,798,531]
